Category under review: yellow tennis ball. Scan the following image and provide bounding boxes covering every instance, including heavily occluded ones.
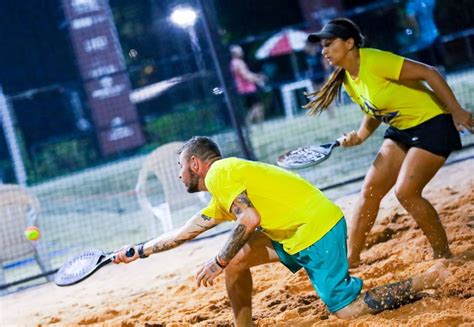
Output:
[24,226,41,241]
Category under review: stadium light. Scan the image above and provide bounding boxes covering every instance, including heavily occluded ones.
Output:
[170,6,205,74]
[170,2,253,159]
[170,7,198,28]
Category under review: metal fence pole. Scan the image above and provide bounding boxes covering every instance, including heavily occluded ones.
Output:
[0,85,27,185]
[197,0,254,160]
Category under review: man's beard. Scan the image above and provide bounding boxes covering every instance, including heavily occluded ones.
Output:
[186,168,200,193]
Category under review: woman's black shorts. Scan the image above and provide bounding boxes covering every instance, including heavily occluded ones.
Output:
[384,114,462,158]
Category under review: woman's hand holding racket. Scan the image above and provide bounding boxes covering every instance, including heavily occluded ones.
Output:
[339,130,364,147]
[276,131,367,170]
[277,136,342,169]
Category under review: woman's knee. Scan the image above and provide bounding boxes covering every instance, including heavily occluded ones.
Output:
[394,183,420,205]
[359,181,387,202]
[359,160,397,202]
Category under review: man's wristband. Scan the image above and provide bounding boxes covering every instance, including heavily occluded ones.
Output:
[137,243,149,259]
[214,255,227,269]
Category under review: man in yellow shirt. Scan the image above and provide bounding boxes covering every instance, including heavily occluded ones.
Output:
[114,136,450,325]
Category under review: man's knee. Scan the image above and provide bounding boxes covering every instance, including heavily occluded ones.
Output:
[225,258,247,273]
[225,247,253,273]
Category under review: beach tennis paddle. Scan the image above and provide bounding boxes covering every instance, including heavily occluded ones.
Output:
[276,140,340,169]
[54,247,135,286]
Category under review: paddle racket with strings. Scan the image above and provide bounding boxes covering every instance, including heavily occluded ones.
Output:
[54,247,135,286]
[276,140,341,169]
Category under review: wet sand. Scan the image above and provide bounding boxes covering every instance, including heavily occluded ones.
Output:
[1,158,473,326]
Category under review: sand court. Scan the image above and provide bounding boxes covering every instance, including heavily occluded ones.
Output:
[1,158,473,326]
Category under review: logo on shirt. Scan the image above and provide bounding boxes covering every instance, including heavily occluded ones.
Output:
[359,96,399,124]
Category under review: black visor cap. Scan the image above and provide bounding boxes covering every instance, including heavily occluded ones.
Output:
[308,23,354,43]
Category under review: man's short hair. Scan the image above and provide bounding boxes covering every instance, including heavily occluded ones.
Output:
[178,136,222,162]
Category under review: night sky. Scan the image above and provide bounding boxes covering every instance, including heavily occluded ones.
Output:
[0,0,472,171]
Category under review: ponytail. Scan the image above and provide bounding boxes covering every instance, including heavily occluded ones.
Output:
[303,67,345,115]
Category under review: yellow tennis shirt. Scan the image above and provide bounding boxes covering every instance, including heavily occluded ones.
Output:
[202,157,343,254]
[343,48,446,129]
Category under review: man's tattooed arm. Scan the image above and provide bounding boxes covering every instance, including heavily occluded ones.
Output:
[217,191,261,264]
[142,212,220,255]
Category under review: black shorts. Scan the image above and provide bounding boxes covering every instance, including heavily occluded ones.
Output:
[384,114,462,158]
[243,92,260,108]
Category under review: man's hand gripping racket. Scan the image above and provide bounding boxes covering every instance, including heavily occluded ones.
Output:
[277,137,345,170]
[54,247,136,286]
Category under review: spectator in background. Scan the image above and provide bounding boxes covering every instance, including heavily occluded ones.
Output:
[402,0,445,68]
[229,45,266,126]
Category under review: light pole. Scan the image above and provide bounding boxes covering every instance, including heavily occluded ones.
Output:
[169,3,253,159]
[170,7,205,73]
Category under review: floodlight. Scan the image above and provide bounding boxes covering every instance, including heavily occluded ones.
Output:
[170,7,197,28]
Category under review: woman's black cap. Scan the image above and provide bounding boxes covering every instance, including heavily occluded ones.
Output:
[307,23,354,43]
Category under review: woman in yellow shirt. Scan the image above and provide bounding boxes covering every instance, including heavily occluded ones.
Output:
[305,18,473,268]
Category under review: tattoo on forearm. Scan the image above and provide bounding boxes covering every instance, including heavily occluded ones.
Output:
[201,214,212,221]
[152,239,186,253]
[151,230,202,253]
[151,213,219,254]
[219,224,251,262]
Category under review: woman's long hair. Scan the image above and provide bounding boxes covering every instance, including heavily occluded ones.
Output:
[304,18,364,116]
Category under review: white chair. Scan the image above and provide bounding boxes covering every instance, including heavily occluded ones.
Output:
[0,184,52,292]
[279,79,314,119]
[135,142,208,236]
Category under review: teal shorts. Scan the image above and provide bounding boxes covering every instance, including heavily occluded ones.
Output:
[272,218,363,312]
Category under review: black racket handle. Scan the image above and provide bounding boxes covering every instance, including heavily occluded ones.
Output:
[125,247,135,257]
[110,247,135,263]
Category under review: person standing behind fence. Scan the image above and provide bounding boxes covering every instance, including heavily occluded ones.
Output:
[402,0,445,68]
[229,45,266,126]
[304,18,473,268]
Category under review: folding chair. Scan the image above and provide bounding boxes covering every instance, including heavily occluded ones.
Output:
[0,184,52,293]
[135,142,208,236]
